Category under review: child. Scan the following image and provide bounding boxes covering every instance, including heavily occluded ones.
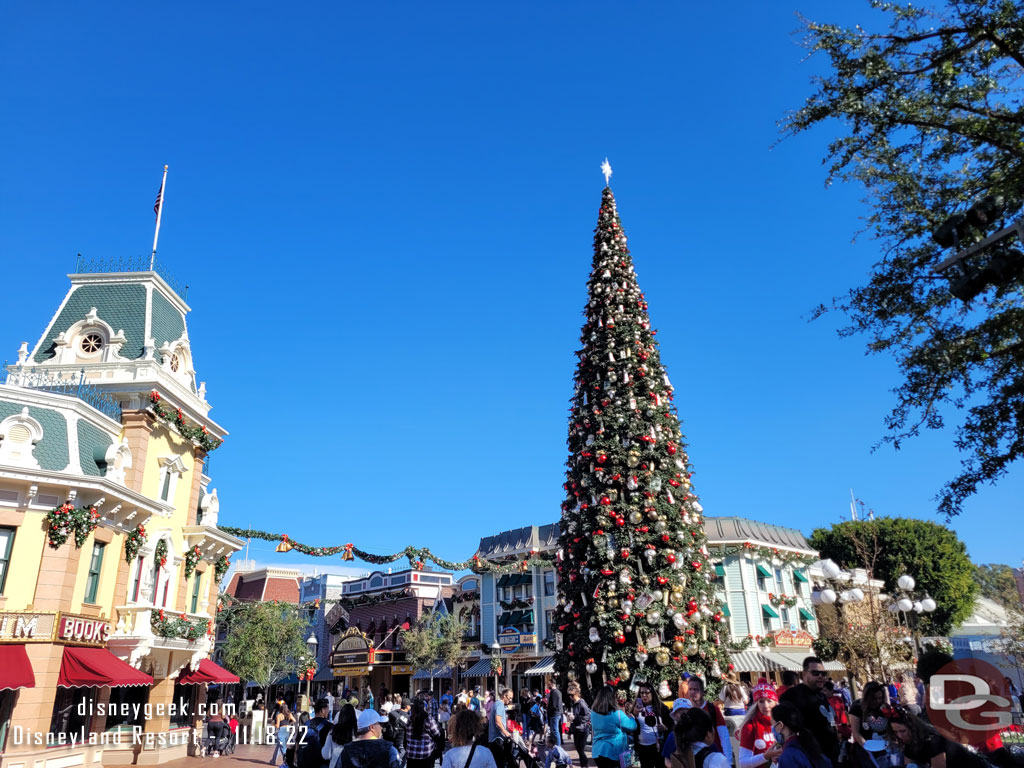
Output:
[439,701,452,743]
[543,731,572,768]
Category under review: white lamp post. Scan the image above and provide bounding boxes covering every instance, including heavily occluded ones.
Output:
[306,632,319,709]
[490,641,501,699]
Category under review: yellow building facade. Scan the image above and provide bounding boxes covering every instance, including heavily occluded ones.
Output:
[0,261,243,767]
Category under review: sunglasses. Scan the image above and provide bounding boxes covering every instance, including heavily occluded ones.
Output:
[807,670,828,677]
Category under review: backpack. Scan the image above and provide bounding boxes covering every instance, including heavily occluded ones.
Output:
[298,716,331,768]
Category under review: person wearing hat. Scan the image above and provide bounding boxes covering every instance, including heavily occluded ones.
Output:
[659,698,694,765]
[337,709,401,768]
[738,680,783,768]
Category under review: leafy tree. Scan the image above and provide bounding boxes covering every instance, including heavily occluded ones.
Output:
[219,599,311,700]
[784,0,1024,517]
[975,562,1023,608]
[400,611,470,690]
[995,609,1024,689]
[809,518,977,634]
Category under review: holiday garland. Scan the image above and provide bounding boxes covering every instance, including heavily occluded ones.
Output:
[711,544,816,567]
[184,545,202,579]
[727,635,776,652]
[124,524,147,562]
[151,609,212,642]
[45,504,100,549]
[214,554,231,582]
[155,538,168,568]
[149,391,223,452]
[768,593,799,608]
[218,527,557,573]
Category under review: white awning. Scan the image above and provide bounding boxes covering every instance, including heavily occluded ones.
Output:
[765,650,845,672]
[729,651,787,673]
[524,656,556,676]
[758,651,803,672]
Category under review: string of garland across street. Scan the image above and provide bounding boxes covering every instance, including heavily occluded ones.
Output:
[217,527,556,573]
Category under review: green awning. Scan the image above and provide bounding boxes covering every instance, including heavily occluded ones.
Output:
[519,610,534,624]
[793,571,809,584]
[497,574,512,588]
[719,603,731,617]
[762,604,780,619]
[798,607,815,621]
[508,611,523,624]
[756,564,773,579]
[497,612,512,626]
[515,574,532,585]
[714,564,726,577]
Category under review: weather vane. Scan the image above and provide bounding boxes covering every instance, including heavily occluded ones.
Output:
[601,158,612,186]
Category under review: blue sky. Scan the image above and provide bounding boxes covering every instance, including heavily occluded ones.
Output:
[1,2,1019,574]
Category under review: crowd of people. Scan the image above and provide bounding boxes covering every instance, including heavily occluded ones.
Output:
[256,656,1023,768]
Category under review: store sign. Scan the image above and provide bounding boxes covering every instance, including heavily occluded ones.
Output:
[518,633,538,646]
[334,666,369,676]
[498,627,521,653]
[770,629,814,647]
[58,615,111,646]
[392,665,413,675]
[0,612,58,643]
[331,628,375,669]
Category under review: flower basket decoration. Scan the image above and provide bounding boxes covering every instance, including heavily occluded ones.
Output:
[489,657,503,674]
[45,504,100,549]
[124,524,147,562]
[155,538,168,568]
[149,390,223,452]
[183,545,202,579]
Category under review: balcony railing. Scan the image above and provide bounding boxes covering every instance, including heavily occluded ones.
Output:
[3,366,122,421]
[74,253,188,301]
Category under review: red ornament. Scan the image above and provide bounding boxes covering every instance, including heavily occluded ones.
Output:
[667,444,677,455]
[614,634,626,644]
[661,534,670,543]
[597,454,607,464]
[666,553,676,564]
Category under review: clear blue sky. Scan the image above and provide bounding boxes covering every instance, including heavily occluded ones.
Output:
[1,2,1020,573]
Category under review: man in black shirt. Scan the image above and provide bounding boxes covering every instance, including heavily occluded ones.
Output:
[547,685,564,746]
[387,697,411,765]
[779,656,840,764]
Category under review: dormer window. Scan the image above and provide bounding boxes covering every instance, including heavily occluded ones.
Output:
[80,334,104,354]
[170,353,181,373]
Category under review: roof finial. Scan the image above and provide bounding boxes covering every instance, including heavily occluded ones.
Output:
[600,158,612,187]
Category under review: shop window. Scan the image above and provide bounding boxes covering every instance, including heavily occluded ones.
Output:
[191,572,202,613]
[0,527,14,595]
[84,542,105,604]
[105,685,148,729]
[775,568,784,590]
[50,686,97,740]
[0,690,14,751]
[171,682,197,728]
[543,570,555,597]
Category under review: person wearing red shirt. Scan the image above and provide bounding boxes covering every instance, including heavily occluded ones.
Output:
[739,680,783,768]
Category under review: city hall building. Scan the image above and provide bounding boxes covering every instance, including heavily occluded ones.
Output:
[0,258,243,767]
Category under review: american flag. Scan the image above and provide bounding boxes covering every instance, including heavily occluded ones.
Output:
[154,187,163,218]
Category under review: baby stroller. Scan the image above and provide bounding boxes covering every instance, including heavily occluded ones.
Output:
[201,720,235,757]
[509,727,541,768]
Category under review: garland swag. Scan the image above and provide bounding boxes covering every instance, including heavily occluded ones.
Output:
[45,504,100,549]
[149,391,222,452]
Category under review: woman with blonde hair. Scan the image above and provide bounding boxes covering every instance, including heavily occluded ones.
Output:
[737,680,783,768]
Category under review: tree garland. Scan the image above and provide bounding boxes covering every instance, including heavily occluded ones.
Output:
[768,593,799,608]
[341,589,411,609]
[219,527,557,573]
[45,504,100,549]
[149,391,223,452]
[124,524,147,562]
[184,545,202,579]
[214,554,231,583]
[155,538,168,568]
[151,609,212,642]
[712,543,817,567]
[727,635,776,651]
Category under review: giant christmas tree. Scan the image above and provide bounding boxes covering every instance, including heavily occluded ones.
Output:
[555,173,729,693]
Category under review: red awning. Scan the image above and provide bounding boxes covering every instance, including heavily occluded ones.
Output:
[177,658,240,685]
[0,645,35,691]
[58,647,153,688]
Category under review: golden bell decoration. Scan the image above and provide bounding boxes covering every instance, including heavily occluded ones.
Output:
[276,537,293,553]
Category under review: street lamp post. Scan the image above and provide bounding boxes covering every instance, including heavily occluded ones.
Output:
[306,632,319,711]
[888,574,937,657]
[490,641,501,699]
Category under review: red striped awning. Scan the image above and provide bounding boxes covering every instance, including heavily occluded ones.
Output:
[57,647,153,688]
[0,645,35,691]
[177,658,240,685]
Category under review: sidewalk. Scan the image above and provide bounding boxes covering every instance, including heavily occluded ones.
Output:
[108,743,273,767]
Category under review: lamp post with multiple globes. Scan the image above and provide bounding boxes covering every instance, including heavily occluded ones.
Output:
[887,574,937,656]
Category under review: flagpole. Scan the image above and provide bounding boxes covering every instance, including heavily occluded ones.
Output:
[150,165,168,270]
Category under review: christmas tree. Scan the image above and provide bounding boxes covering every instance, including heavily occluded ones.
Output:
[555,171,729,694]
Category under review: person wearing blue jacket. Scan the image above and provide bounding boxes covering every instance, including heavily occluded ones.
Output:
[589,686,638,768]
[771,703,833,768]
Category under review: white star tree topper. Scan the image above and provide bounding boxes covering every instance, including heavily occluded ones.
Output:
[601,158,612,186]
